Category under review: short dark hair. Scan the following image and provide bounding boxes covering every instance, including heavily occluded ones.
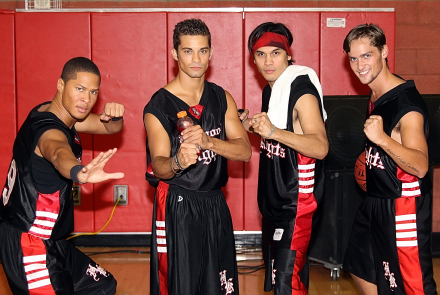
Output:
[343,23,386,54]
[60,57,101,85]
[247,22,294,65]
[173,19,211,51]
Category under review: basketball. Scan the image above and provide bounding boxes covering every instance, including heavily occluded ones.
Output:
[354,151,367,191]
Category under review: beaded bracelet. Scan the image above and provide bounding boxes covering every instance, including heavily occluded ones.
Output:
[263,124,276,140]
[174,155,185,171]
[170,156,182,174]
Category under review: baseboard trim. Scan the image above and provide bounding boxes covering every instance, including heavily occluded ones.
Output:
[68,232,263,247]
[68,232,440,258]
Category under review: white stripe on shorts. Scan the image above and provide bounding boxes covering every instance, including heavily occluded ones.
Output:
[395,214,416,222]
[23,254,46,264]
[28,278,52,290]
[299,187,314,194]
[402,189,421,197]
[298,163,315,170]
[26,269,49,281]
[396,231,417,239]
[157,246,167,253]
[402,181,420,189]
[299,171,314,178]
[396,240,418,247]
[24,263,47,272]
[35,211,58,220]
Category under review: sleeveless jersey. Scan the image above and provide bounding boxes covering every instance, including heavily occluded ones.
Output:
[143,80,228,191]
[365,80,431,199]
[258,75,325,221]
[0,102,82,240]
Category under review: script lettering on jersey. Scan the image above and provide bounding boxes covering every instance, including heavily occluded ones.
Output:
[366,147,385,170]
[198,150,218,165]
[2,159,17,206]
[205,127,221,137]
[197,127,222,165]
[260,140,286,159]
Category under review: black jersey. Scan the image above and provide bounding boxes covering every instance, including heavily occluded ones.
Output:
[143,80,228,192]
[365,80,431,199]
[0,102,82,240]
[258,75,325,221]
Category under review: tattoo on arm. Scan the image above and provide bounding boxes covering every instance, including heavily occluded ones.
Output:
[386,148,420,174]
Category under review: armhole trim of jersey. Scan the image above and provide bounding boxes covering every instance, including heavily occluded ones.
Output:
[144,107,173,140]
[391,106,426,136]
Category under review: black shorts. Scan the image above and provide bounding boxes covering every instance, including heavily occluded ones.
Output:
[262,217,310,295]
[0,220,116,295]
[150,181,238,295]
[343,195,437,295]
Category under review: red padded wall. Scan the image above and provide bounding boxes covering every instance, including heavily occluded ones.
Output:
[243,12,321,230]
[320,12,395,95]
[0,11,16,179]
[15,12,93,231]
[91,12,167,232]
[9,10,397,235]
[167,12,245,230]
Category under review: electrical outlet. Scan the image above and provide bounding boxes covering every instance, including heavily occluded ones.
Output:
[72,185,81,206]
[114,185,128,205]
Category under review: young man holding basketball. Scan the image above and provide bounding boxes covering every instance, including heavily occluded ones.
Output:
[343,23,437,295]
[242,22,328,294]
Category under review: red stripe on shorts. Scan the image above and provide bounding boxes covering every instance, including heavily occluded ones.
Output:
[21,233,55,294]
[395,168,424,295]
[156,181,169,295]
[290,153,317,294]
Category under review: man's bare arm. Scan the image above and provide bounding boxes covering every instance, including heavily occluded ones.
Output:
[181,91,252,162]
[76,102,125,135]
[364,112,428,178]
[36,129,123,183]
[250,94,328,160]
[37,129,84,179]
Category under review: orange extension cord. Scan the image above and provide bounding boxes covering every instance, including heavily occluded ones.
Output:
[67,196,122,240]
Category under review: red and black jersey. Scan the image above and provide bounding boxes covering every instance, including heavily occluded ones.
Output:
[365,80,431,199]
[0,102,82,240]
[258,75,325,221]
[143,80,228,192]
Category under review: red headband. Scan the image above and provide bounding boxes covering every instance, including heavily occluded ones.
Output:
[252,32,292,57]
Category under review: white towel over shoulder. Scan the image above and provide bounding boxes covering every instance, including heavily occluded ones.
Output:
[267,65,327,129]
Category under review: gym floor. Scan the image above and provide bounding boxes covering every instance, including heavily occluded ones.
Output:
[1,247,439,294]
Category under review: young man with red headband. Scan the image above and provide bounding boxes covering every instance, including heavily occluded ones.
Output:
[242,22,328,294]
